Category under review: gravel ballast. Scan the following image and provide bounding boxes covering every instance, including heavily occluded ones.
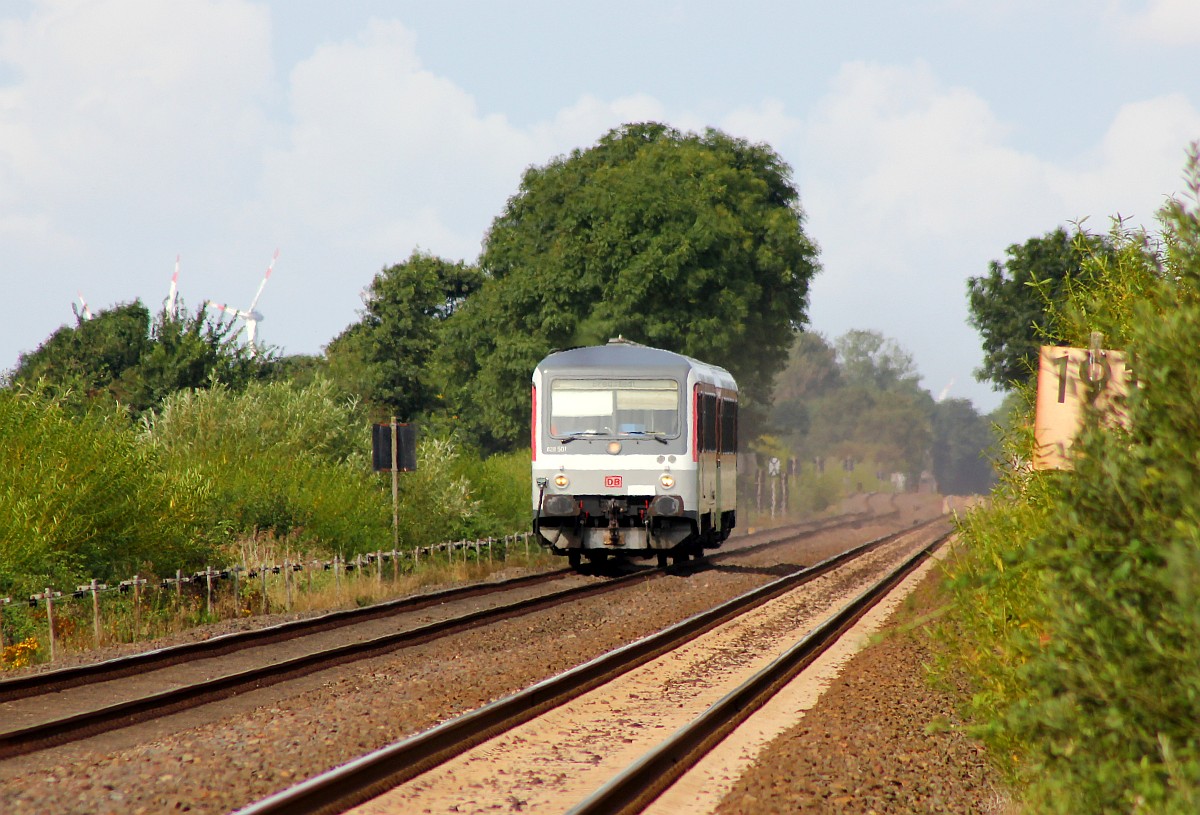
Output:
[714,564,1006,814]
[0,496,1007,814]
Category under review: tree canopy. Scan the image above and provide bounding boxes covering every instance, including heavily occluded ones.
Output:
[11,300,265,415]
[326,250,482,422]
[435,122,821,449]
[930,398,996,495]
[966,227,1112,391]
[770,329,994,492]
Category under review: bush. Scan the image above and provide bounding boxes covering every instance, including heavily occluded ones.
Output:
[941,146,1200,811]
[392,438,529,549]
[142,378,392,555]
[0,387,214,596]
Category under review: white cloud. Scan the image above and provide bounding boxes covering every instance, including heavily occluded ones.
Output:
[530,92,670,157]
[259,21,677,265]
[0,0,273,231]
[719,99,804,156]
[1061,94,1200,225]
[788,59,1198,410]
[0,0,278,364]
[1106,0,1200,45]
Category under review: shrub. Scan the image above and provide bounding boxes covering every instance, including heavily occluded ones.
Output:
[941,146,1200,811]
[142,378,392,555]
[0,387,214,595]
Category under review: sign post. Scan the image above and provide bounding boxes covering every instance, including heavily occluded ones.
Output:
[373,420,417,555]
[391,417,400,552]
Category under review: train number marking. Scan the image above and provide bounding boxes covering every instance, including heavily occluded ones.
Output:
[604,475,623,488]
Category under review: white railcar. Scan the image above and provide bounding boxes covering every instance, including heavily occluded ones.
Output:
[532,338,738,569]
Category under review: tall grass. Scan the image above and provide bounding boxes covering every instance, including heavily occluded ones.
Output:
[0,387,214,594]
[2,375,535,660]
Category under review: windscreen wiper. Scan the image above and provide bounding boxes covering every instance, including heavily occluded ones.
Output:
[560,430,605,444]
[623,430,669,444]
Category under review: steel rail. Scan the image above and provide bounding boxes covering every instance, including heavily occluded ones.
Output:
[569,529,953,815]
[0,567,571,703]
[0,509,883,759]
[0,565,662,760]
[229,517,949,815]
[0,507,881,705]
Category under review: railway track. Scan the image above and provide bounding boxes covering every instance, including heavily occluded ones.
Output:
[0,504,891,761]
[231,516,951,815]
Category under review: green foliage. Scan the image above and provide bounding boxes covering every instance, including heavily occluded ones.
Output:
[769,331,841,440]
[835,329,920,391]
[12,300,264,415]
[930,398,997,495]
[394,439,529,547]
[436,122,820,450]
[773,329,935,485]
[0,388,214,596]
[967,227,1113,391]
[142,378,391,553]
[141,381,531,557]
[944,145,1200,811]
[327,251,482,421]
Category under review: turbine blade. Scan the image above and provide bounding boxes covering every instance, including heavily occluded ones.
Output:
[77,291,93,320]
[247,248,278,312]
[167,255,180,314]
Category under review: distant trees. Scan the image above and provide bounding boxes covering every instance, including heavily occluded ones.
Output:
[930,398,996,495]
[770,329,995,493]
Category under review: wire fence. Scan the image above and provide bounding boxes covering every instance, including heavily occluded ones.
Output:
[1,532,537,666]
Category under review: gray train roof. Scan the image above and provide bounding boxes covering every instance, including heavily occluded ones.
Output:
[534,339,737,391]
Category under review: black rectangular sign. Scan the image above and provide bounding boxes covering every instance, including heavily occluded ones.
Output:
[372,423,418,472]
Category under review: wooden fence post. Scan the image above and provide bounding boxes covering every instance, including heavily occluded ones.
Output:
[89,579,103,647]
[34,588,60,661]
[284,558,293,612]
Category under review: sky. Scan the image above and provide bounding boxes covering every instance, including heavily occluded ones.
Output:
[1,1,1198,413]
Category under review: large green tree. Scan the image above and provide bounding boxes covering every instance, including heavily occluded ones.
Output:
[967,227,1111,391]
[437,122,821,449]
[326,250,482,421]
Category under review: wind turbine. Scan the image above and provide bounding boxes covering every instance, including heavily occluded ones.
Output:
[936,377,956,403]
[74,291,93,321]
[166,255,180,316]
[207,249,279,356]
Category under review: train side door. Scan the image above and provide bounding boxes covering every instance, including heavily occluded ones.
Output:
[695,387,717,513]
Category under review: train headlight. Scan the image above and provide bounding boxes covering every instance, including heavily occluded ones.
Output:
[553,473,570,489]
[659,473,675,489]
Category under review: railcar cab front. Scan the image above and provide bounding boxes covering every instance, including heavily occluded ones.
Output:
[531,338,738,569]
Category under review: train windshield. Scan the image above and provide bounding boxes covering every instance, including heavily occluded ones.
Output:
[549,379,680,438]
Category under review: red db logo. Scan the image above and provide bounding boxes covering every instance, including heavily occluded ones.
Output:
[604,475,623,488]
